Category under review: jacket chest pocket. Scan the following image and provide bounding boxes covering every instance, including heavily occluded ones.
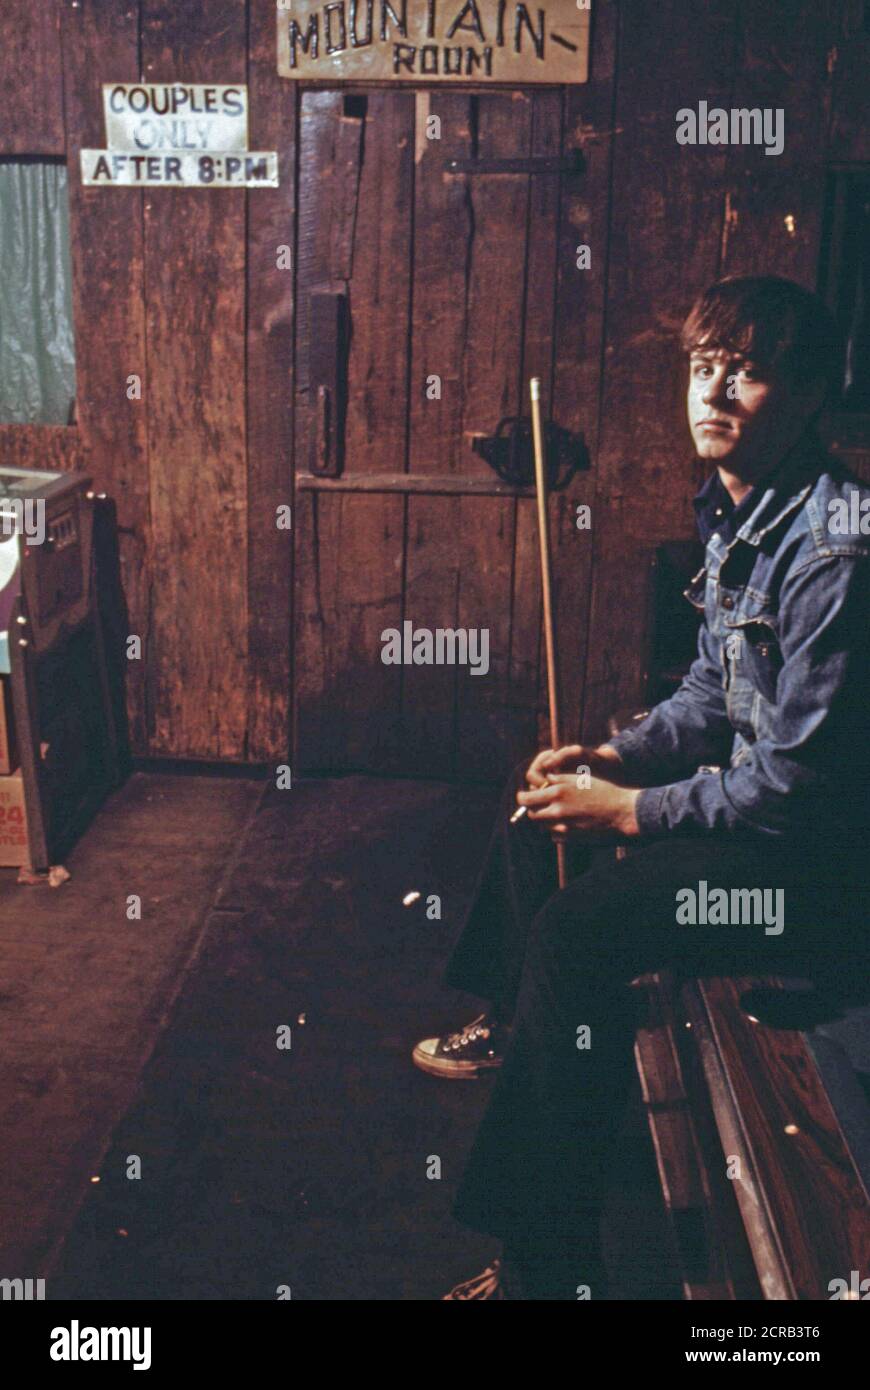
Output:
[725,617,782,704]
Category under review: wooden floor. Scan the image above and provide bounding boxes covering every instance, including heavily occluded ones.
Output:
[0,770,679,1300]
[0,771,264,1276]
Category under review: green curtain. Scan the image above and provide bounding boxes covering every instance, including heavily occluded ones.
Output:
[0,160,76,425]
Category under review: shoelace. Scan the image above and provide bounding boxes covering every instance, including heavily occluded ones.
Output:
[443,1013,491,1051]
[447,1262,502,1300]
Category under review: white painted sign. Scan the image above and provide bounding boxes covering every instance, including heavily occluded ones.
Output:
[102,84,249,152]
[81,82,279,188]
[80,150,279,187]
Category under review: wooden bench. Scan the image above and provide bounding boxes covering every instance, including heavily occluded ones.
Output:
[632,969,870,1299]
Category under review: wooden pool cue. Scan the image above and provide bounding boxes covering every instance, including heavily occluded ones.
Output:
[529,375,567,890]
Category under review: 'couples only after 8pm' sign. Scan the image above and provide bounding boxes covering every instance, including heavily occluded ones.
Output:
[80,84,279,188]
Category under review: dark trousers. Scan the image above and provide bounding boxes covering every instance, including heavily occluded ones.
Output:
[446,761,870,1282]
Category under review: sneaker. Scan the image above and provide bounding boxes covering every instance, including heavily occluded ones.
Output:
[412,1013,505,1079]
[442,1261,505,1300]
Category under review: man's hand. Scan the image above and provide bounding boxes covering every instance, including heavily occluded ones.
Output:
[516,772,641,840]
[525,743,629,789]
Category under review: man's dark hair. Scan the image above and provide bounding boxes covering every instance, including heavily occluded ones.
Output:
[681,275,843,404]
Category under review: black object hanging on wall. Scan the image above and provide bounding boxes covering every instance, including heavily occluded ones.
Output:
[472,415,589,491]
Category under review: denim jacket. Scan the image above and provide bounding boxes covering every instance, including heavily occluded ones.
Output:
[607,434,870,845]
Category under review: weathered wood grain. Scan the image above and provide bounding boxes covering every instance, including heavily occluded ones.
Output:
[60,0,151,752]
[294,91,410,771]
[510,495,544,752]
[554,0,617,745]
[293,93,356,772]
[337,92,413,772]
[329,491,405,771]
[717,0,838,283]
[141,0,248,759]
[0,0,64,154]
[454,92,531,778]
[245,0,297,762]
[455,492,518,775]
[582,0,736,740]
[402,92,473,776]
[0,425,84,472]
[293,486,342,768]
[344,92,414,478]
[293,91,362,404]
[511,91,562,756]
[518,86,599,756]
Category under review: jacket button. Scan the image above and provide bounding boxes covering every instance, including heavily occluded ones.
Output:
[721,595,734,610]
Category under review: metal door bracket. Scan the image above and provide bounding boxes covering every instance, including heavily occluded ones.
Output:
[308,290,350,477]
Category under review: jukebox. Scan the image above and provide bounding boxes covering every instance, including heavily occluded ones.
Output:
[0,466,119,873]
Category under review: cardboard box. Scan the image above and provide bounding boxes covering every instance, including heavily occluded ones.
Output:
[0,676,17,774]
[0,769,29,867]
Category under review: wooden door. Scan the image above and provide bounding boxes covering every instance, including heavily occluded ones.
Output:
[293,86,594,781]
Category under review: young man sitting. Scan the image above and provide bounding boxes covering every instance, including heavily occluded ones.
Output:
[413,275,870,1300]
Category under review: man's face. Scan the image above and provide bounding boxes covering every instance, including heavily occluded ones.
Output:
[686,345,814,481]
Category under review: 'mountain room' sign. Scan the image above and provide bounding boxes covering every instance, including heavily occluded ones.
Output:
[276,0,591,83]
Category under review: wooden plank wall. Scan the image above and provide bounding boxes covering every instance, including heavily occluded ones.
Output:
[140,0,249,759]
[0,0,867,769]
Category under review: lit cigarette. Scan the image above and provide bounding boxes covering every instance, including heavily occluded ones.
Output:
[509,805,528,824]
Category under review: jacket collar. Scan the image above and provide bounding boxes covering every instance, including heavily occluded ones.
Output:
[730,432,826,547]
[684,432,828,606]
